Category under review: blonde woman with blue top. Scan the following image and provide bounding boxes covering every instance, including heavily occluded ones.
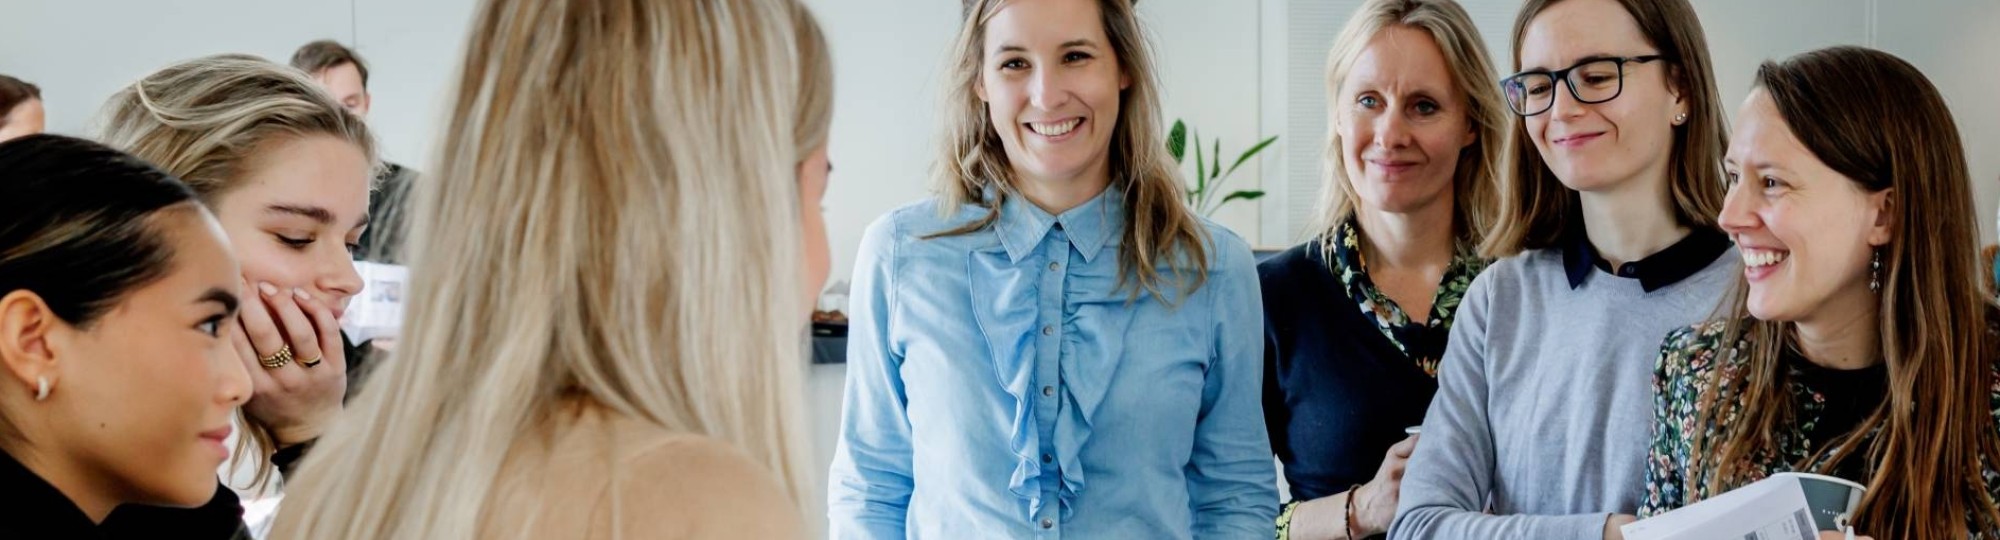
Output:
[1390,0,1735,538]
[827,0,1275,537]
[1260,0,1508,538]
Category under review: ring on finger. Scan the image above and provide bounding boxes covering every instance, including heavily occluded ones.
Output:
[299,355,323,368]
[259,344,294,369]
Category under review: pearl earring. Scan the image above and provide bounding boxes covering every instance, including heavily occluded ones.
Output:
[1674,113,1688,125]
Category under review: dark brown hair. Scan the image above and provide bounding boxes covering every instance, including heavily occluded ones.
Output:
[290,40,370,88]
[1482,0,1727,257]
[0,134,201,327]
[0,75,40,120]
[1691,46,2000,539]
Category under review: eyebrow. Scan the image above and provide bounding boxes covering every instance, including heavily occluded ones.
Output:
[996,39,1099,55]
[1520,53,1623,73]
[197,288,240,315]
[267,203,370,229]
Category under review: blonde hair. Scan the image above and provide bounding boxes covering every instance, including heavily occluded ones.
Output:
[99,54,377,204]
[271,0,821,538]
[1312,0,1506,253]
[932,0,1209,303]
[95,53,374,489]
[1482,0,1727,257]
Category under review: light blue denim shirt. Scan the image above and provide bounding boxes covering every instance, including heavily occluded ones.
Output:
[828,187,1276,539]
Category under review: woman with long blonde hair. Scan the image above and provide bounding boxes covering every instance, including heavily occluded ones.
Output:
[272,0,832,538]
[1260,0,1507,538]
[91,53,372,535]
[828,0,1275,538]
[1642,46,2000,540]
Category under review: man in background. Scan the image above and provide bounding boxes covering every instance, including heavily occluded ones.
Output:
[291,39,414,265]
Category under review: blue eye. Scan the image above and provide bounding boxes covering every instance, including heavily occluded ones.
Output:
[1358,96,1381,109]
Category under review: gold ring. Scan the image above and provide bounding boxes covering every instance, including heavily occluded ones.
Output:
[299,355,323,368]
[259,344,294,369]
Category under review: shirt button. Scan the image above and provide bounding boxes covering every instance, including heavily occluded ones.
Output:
[1047,261,1060,271]
[1040,518,1054,529]
[1042,453,1053,463]
[1041,325,1054,336]
[1042,385,1055,397]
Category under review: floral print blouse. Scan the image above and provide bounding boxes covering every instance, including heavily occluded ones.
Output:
[1272,218,1487,540]
[1327,218,1486,378]
[1642,319,2000,536]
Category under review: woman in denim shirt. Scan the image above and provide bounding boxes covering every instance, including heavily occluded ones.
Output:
[827,0,1276,538]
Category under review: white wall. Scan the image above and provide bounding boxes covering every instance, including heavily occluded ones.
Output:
[6,0,1999,536]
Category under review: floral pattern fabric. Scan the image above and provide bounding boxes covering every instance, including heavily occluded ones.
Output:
[1642,320,2000,536]
[1327,218,1487,378]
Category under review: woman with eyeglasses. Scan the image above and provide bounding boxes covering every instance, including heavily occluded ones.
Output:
[1389,0,1734,539]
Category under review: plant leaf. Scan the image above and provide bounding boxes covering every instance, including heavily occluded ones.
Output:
[1225,135,1279,177]
[1220,190,1266,204]
[1210,139,1221,180]
[1193,130,1207,201]
[1167,119,1187,163]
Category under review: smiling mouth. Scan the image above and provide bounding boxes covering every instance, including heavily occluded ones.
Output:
[1553,132,1603,146]
[1026,118,1082,137]
[1742,247,1790,268]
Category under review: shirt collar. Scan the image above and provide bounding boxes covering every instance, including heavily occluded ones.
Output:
[1564,224,1731,292]
[0,447,104,537]
[994,185,1124,264]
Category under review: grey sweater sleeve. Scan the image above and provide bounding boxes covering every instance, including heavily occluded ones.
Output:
[1388,268,1611,540]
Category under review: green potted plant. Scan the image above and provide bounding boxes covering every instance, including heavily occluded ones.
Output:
[1167,118,1276,217]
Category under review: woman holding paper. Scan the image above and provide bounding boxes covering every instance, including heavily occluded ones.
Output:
[1640,46,2000,540]
[1259,0,1507,538]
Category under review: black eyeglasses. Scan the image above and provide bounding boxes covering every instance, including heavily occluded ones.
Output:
[1500,55,1666,117]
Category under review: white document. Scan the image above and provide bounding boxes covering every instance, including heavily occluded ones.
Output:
[341,261,409,343]
[1622,473,1848,540]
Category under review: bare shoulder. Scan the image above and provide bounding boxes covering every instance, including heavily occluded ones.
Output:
[614,431,805,539]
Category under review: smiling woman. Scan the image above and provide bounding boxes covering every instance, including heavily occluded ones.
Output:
[0,134,250,537]
[829,0,1277,538]
[95,54,374,510]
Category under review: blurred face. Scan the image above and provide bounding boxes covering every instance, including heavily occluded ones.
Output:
[1517,0,1687,192]
[798,145,831,314]
[311,63,370,118]
[1338,26,1477,216]
[1720,89,1891,323]
[0,98,46,143]
[976,0,1130,187]
[208,135,370,317]
[41,208,251,509]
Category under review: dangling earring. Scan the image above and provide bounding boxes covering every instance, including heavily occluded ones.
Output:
[1868,248,1882,293]
[34,376,49,401]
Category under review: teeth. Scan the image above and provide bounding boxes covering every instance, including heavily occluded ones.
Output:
[1029,118,1082,137]
[1741,249,1789,268]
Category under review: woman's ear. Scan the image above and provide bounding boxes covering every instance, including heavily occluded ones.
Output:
[0,290,61,396]
[1867,188,1895,247]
